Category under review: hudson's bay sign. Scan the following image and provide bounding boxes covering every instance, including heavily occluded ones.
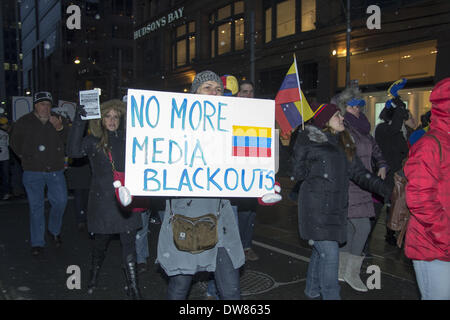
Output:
[134,7,185,40]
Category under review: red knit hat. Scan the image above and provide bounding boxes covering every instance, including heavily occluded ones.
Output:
[312,103,340,129]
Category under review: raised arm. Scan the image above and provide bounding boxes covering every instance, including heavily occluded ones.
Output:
[66,107,89,158]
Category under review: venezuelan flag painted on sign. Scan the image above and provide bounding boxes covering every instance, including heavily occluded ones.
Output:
[275,58,314,135]
[232,126,272,158]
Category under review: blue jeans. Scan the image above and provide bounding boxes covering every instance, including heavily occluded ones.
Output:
[207,206,240,299]
[237,210,256,250]
[413,259,450,300]
[305,240,341,300]
[167,247,241,300]
[136,210,150,264]
[22,170,68,247]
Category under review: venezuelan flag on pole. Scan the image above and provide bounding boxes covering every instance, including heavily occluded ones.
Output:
[275,55,314,134]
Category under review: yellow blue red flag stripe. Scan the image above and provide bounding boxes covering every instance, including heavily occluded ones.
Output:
[232,126,272,158]
[275,60,314,134]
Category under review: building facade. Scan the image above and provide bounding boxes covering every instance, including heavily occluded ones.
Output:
[131,0,450,129]
[0,0,21,116]
[20,0,134,102]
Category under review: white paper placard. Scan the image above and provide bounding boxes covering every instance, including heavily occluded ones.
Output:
[125,89,276,198]
[12,96,33,121]
[79,89,101,120]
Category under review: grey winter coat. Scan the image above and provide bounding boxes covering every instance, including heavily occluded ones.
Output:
[157,198,245,276]
[66,113,142,234]
[345,122,387,218]
[292,125,389,243]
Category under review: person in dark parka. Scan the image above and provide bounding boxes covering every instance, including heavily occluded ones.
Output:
[67,99,143,299]
[375,97,409,245]
[292,103,390,300]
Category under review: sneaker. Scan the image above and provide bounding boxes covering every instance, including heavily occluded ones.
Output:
[244,248,259,261]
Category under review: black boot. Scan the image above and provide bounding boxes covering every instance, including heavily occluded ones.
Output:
[87,249,105,295]
[123,254,143,300]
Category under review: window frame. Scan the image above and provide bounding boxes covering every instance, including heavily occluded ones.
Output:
[172,20,196,69]
[209,1,245,58]
[263,0,315,44]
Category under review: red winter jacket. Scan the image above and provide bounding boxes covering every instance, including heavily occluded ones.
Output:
[404,78,450,262]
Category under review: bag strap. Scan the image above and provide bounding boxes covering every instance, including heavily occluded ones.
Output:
[107,151,117,173]
[426,134,442,162]
[169,198,222,220]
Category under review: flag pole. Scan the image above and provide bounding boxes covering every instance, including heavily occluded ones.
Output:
[293,53,304,130]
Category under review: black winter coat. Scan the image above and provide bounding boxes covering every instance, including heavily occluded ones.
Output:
[375,106,409,188]
[67,115,142,234]
[292,125,389,243]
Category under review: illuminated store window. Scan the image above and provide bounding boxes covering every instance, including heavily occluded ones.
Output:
[210,1,245,57]
[277,0,295,38]
[265,0,316,43]
[265,8,272,43]
[337,40,437,88]
[173,21,196,68]
[301,0,316,32]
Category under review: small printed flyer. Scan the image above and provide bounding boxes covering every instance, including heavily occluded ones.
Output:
[79,89,101,120]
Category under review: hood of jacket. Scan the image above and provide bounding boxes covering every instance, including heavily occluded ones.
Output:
[304,125,328,143]
[88,99,126,138]
[429,78,450,134]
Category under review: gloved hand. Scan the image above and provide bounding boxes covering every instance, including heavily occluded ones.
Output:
[388,78,407,98]
[113,180,132,207]
[391,96,406,109]
[79,104,87,117]
[258,181,282,206]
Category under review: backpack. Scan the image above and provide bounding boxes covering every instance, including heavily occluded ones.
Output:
[387,133,442,248]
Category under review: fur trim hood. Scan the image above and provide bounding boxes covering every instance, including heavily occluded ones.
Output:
[304,125,328,143]
[301,125,355,145]
[337,87,363,113]
[88,99,126,138]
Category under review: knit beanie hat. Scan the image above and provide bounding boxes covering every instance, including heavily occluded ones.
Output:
[312,103,340,129]
[221,74,239,96]
[190,70,224,93]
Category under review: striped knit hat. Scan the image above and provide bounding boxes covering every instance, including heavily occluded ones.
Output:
[312,103,340,129]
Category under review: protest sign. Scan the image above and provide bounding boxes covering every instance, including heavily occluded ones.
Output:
[12,96,33,121]
[79,89,100,119]
[125,89,276,198]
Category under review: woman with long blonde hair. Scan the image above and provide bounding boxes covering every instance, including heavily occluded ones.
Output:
[67,99,143,299]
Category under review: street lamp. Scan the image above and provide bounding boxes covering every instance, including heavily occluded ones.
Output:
[74,57,81,64]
